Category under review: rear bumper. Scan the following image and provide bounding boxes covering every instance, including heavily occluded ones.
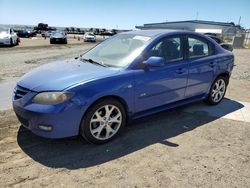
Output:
[50,38,66,43]
[13,94,86,139]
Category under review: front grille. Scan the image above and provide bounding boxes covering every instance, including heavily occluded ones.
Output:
[14,85,30,100]
[16,114,29,127]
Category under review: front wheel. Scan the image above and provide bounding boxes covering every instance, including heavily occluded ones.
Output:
[10,38,13,46]
[205,76,227,105]
[80,99,126,144]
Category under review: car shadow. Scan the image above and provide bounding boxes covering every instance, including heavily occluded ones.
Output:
[0,45,15,48]
[17,98,244,169]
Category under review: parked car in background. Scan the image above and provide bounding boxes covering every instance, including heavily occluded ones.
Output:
[16,29,36,38]
[205,34,233,52]
[41,30,53,38]
[50,31,67,44]
[83,33,96,42]
[0,27,18,46]
[13,30,234,144]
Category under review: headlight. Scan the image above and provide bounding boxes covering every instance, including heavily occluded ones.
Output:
[32,92,74,105]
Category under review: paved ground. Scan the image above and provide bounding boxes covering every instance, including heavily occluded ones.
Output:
[0,43,250,187]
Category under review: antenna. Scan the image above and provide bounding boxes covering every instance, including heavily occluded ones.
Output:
[238,16,241,25]
[195,12,199,20]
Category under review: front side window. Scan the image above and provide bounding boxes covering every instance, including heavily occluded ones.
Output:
[146,37,183,63]
[188,37,209,59]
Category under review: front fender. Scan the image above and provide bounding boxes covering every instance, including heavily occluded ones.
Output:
[68,72,135,116]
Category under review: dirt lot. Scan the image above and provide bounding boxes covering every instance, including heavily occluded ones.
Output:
[0,40,250,188]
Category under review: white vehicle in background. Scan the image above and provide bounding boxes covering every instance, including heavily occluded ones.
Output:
[83,33,96,42]
[0,27,18,46]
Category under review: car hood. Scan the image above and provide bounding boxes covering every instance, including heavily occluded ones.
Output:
[85,35,95,38]
[17,59,120,92]
[0,32,10,38]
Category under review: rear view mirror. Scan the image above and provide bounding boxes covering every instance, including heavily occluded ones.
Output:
[144,56,165,68]
[221,43,233,52]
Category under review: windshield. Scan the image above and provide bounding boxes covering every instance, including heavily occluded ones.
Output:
[0,28,9,33]
[52,32,64,36]
[81,34,151,67]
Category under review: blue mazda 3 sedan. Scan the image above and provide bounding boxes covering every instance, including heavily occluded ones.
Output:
[13,30,234,144]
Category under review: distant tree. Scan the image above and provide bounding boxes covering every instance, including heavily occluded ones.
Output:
[76,28,81,33]
[65,27,69,32]
[89,28,93,32]
[37,23,48,31]
[111,29,118,35]
[71,27,75,33]
[94,28,100,35]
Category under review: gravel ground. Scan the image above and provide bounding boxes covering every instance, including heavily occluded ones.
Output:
[0,43,250,187]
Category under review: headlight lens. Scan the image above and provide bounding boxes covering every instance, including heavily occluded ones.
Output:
[32,92,74,105]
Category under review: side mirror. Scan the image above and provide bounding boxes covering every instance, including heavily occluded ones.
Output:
[220,43,233,52]
[144,56,165,68]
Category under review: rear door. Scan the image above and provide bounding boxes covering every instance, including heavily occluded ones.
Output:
[185,35,216,98]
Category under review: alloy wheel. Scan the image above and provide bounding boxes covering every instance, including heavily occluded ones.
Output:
[211,78,226,103]
[89,105,122,140]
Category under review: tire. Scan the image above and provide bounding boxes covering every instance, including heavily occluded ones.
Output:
[205,76,228,105]
[16,38,19,45]
[10,38,13,46]
[80,98,126,144]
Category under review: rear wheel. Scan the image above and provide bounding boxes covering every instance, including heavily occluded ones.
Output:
[80,98,126,144]
[205,76,227,105]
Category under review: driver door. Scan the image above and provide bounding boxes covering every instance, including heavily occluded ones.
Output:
[134,35,188,112]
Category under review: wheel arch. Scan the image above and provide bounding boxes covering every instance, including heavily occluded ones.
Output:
[78,95,129,135]
[87,95,129,115]
[216,72,230,85]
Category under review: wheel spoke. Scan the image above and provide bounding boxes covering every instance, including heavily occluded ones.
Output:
[110,112,122,123]
[214,82,219,90]
[91,124,105,137]
[91,111,104,123]
[211,90,216,97]
[105,125,115,138]
[105,105,115,118]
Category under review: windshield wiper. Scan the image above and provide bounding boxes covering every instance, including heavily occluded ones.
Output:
[81,58,107,67]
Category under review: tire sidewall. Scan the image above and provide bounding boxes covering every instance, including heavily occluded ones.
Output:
[10,38,13,46]
[80,99,126,144]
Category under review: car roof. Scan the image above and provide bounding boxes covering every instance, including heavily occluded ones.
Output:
[122,29,195,37]
[122,29,186,37]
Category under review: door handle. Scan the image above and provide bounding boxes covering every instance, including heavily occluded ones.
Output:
[175,68,185,74]
[209,62,215,67]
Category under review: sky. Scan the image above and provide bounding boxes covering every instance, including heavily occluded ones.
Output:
[0,0,250,29]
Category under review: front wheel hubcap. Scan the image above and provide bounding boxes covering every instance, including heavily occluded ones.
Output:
[211,79,226,103]
[90,105,122,140]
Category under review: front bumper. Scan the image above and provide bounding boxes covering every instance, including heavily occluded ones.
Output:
[12,88,86,138]
[84,38,96,42]
[0,38,11,45]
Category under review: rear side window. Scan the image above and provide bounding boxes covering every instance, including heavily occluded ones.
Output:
[188,37,209,59]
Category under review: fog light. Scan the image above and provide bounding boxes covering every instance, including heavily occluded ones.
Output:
[38,125,53,131]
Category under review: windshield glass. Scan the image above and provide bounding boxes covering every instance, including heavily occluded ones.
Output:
[81,34,151,67]
[0,27,9,33]
[52,32,63,36]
